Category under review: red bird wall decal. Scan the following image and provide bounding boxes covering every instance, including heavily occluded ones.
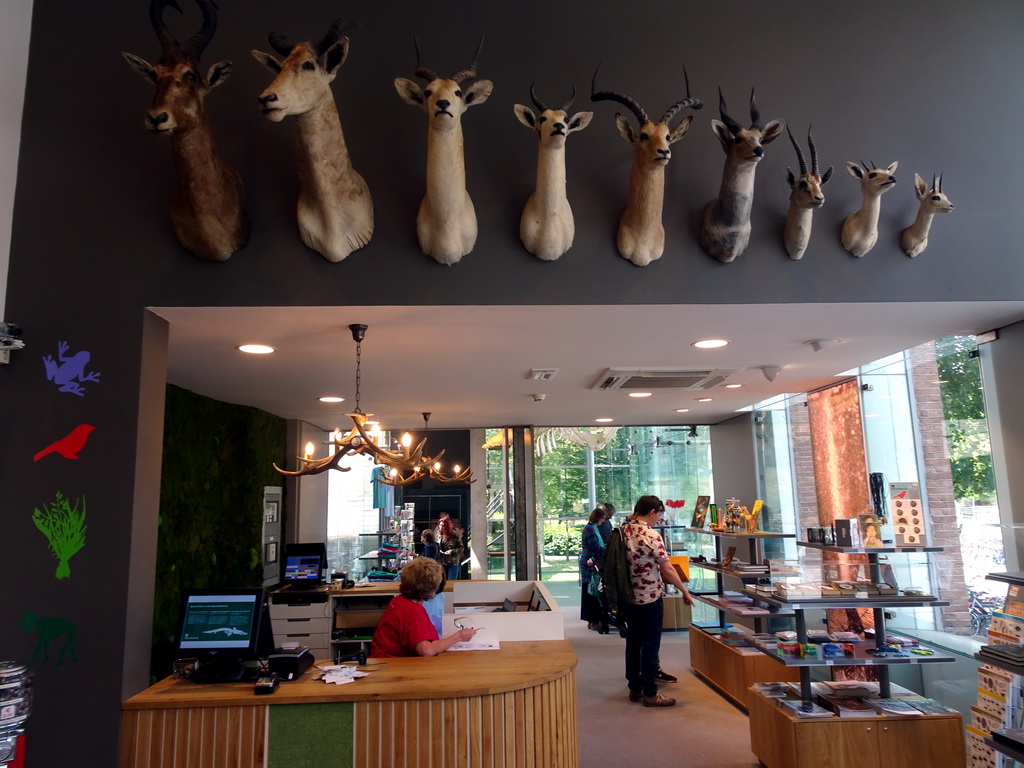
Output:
[34,424,96,462]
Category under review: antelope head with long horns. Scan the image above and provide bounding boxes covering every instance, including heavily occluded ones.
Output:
[513,84,592,261]
[394,38,493,265]
[591,67,702,267]
[122,0,249,262]
[783,126,833,260]
[700,88,784,263]
[252,20,374,262]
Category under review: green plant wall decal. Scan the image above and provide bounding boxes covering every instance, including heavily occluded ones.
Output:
[32,491,86,579]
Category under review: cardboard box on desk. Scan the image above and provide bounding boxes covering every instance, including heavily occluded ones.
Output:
[443,580,563,641]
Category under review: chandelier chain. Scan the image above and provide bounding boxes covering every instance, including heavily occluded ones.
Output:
[354,340,363,414]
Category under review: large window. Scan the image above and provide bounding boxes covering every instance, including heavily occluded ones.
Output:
[533,426,713,584]
[751,336,1002,638]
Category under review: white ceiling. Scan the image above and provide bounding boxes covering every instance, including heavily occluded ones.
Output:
[152,302,1024,432]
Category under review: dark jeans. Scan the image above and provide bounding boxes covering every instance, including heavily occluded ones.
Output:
[446,564,461,580]
[622,598,664,697]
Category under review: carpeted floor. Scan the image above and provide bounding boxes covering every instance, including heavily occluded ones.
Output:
[564,605,762,768]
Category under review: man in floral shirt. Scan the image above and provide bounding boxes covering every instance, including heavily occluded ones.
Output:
[621,495,693,707]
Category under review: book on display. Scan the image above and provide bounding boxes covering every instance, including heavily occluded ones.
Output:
[816,694,877,718]
[778,698,834,718]
[864,698,923,716]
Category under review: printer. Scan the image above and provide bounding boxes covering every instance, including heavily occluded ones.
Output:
[267,646,315,680]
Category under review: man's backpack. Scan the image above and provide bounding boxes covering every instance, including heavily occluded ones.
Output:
[599,526,634,611]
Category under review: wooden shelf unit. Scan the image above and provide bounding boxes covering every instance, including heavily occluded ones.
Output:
[689,626,799,709]
[748,688,966,768]
[747,541,964,768]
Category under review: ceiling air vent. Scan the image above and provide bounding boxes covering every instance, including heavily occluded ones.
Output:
[591,367,741,391]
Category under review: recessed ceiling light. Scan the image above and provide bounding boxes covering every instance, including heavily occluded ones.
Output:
[697,397,713,402]
[318,396,344,403]
[628,392,652,398]
[725,383,743,389]
[595,417,614,423]
[675,408,690,413]
[238,344,275,354]
[692,339,729,349]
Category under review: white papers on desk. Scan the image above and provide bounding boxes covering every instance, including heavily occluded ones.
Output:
[447,628,500,651]
[448,638,500,651]
[319,664,370,685]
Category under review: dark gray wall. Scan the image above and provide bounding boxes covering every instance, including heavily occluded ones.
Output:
[3,1,1023,765]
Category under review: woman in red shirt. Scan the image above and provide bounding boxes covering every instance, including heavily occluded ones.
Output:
[370,557,477,657]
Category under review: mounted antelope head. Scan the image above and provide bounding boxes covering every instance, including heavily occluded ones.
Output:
[783,126,833,260]
[901,173,953,257]
[121,0,249,262]
[699,88,784,263]
[252,20,374,262]
[841,160,898,257]
[591,66,702,267]
[513,84,592,261]
[394,38,493,265]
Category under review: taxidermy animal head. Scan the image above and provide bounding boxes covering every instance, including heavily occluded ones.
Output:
[121,0,249,262]
[394,37,493,265]
[840,160,898,257]
[783,125,833,260]
[251,20,374,262]
[699,88,784,263]
[513,84,593,261]
[591,65,702,266]
[253,20,356,121]
[122,0,231,136]
[901,173,953,258]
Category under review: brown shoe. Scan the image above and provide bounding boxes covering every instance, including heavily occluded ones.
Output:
[629,690,643,702]
[642,693,676,707]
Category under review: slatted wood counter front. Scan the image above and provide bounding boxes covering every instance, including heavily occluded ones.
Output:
[120,639,578,768]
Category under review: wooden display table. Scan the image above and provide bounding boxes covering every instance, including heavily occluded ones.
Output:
[748,688,965,768]
[120,639,578,768]
[688,627,799,709]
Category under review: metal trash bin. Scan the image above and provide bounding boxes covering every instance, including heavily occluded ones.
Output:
[0,662,31,767]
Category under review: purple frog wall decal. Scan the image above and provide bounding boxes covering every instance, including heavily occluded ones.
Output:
[43,341,101,395]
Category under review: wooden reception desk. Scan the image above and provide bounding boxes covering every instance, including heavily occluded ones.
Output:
[120,639,578,768]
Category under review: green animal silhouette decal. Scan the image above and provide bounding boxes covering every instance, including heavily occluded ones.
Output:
[22,611,79,666]
[32,491,86,579]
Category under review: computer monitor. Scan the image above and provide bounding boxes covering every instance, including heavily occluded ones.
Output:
[281,542,327,590]
[173,588,272,683]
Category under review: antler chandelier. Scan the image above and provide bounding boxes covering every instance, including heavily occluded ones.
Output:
[273,324,472,486]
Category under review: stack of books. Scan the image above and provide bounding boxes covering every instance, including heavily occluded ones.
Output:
[977,643,1024,667]
[731,562,770,577]
[816,694,877,718]
[778,698,834,718]
[865,698,923,716]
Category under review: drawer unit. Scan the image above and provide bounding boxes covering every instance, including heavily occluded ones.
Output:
[269,593,332,660]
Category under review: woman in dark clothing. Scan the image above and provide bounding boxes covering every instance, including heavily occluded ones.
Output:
[579,506,608,630]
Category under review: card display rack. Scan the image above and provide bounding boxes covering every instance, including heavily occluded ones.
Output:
[686,527,800,708]
[975,571,1024,765]
[685,527,796,633]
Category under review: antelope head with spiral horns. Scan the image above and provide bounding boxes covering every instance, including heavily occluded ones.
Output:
[590,66,702,267]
